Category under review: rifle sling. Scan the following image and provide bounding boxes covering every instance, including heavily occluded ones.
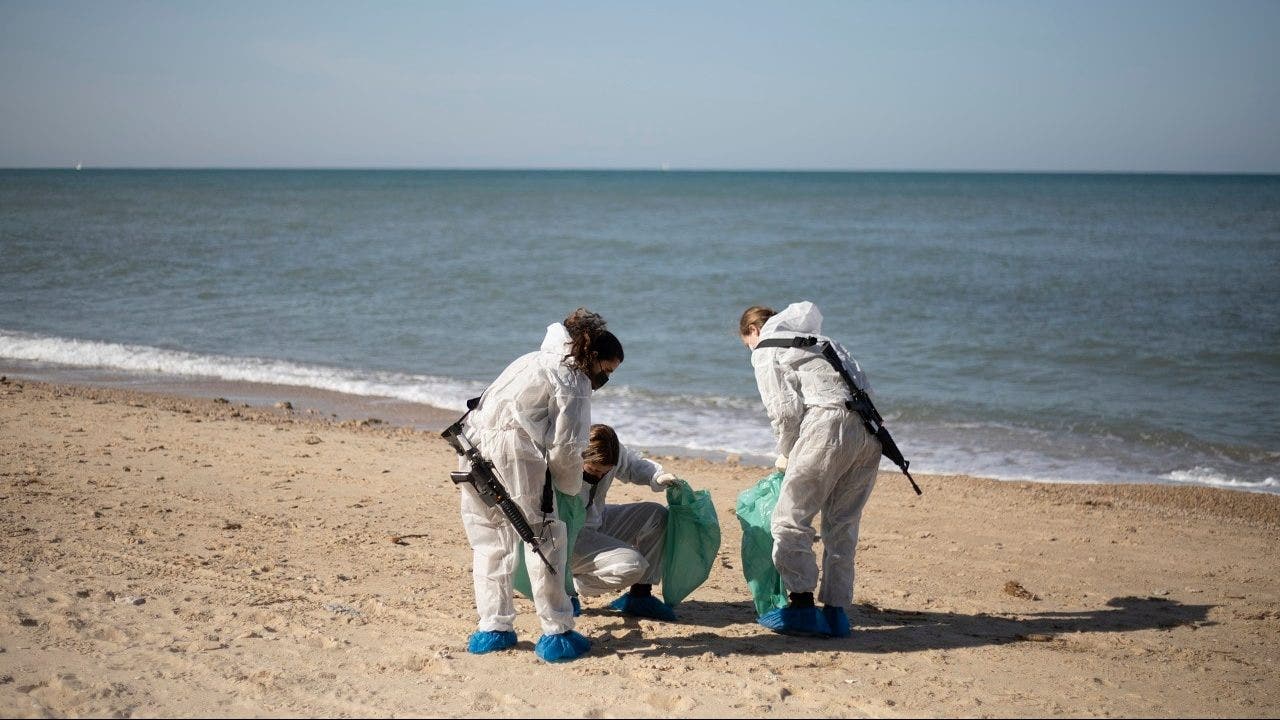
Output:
[448,394,555,516]
[754,335,922,494]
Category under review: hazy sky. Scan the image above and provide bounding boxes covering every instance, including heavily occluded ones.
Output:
[2,0,1277,172]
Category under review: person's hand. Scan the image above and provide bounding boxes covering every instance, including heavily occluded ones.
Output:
[774,455,789,472]
[654,472,679,487]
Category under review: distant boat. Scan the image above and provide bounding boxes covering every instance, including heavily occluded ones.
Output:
[661,162,670,172]
[75,162,82,171]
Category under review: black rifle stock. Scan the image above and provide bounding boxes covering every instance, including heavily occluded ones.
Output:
[442,420,557,573]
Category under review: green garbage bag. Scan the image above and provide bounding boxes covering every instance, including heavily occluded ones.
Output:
[735,470,788,616]
[661,479,721,606]
[514,489,586,599]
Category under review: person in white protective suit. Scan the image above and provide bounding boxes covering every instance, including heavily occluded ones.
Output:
[739,301,881,638]
[458,308,623,662]
[569,424,681,620]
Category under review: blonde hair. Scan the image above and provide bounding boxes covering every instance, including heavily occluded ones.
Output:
[584,424,620,467]
[739,305,776,337]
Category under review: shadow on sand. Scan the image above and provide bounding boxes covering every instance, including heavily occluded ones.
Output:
[590,595,1213,659]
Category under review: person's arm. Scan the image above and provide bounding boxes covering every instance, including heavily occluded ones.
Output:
[615,445,674,491]
[753,350,804,459]
[546,377,591,495]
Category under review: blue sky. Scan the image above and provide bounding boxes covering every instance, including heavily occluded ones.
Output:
[2,0,1277,172]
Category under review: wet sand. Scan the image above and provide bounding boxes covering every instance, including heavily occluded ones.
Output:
[2,378,1277,717]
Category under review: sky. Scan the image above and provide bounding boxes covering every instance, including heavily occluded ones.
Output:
[1,0,1278,172]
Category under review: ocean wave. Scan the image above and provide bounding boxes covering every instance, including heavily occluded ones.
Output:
[4,328,1277,495]
[0,329,484,410]
[1163,467,1280,494]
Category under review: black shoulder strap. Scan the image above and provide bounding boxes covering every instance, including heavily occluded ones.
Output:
[754,333,922,495]
[448,394,484,428]
[755,335,820,350]
[752,335,865,394]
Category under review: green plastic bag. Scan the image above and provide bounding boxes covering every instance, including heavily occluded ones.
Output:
[735,470,789,616]
[514,489,586,599]
[661,479,722,606]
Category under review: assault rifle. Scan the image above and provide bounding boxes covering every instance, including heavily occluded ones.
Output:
[755,335,922,495]
[442,417,557,573]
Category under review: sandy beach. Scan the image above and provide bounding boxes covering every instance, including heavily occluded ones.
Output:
[2,377,1277,718]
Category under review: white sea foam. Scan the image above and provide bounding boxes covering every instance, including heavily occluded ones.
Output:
[1163,467,1280,494]
[4,328,1278,495]
[0,329,484,411]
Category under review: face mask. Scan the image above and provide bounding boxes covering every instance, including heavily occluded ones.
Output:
[590,370,610,390]
[582,469,605,486]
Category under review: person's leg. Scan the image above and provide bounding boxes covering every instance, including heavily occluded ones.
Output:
[571,526,648,597]
[600,501,667,586]
[484,430,586,661]
[598,502,676,620]
[460,474,519,633]
[819,417,879,608]
[818,413,880,637]
[527,514,573,633]
[459,468,519,653]
[770,408,847,597]
[762,407,851,637]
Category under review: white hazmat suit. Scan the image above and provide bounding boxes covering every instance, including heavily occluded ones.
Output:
[460,323,590,636]
[571,446,669,597]
[751,301,881,609]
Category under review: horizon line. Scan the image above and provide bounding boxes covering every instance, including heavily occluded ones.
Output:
[5,165,1280,176]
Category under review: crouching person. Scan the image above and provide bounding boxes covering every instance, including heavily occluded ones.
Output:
[571,424,679,620]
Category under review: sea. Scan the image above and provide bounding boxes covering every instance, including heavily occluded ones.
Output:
[2,169,1277,493]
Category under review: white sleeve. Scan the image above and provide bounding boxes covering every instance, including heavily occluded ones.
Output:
[614,444,665,492]
[753,350,804,458]
[546,376,591,495]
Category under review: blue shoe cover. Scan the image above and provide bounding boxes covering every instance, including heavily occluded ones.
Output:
[534,630,591,663]
[758,606,833,638]
[571,595,581,617]
[609,593,677,621]
[467,630,517,654]
[824,605,851,638]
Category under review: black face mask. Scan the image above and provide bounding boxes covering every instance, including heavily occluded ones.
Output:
[590,370,610,390]
[582,469,605,486]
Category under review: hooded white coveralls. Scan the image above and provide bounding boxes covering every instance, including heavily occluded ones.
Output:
[752,301,881,609]
[570,446,668,597]
[460,323,590,635]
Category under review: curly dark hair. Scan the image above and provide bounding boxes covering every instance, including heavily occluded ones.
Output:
[563,307,624,371]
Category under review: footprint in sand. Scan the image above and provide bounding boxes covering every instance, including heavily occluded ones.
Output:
[644,691,694,713]
[469,689,521,712]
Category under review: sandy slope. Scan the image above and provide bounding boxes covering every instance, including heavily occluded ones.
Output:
[1,378,1277,718]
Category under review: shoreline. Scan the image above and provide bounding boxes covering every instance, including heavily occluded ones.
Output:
[3,377,1278,716]
[8,375,1277,526]
[0,362,774,468]
[0,362,463,432]
[5,363,1276,498]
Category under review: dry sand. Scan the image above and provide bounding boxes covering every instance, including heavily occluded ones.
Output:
[2,377,1277,718]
